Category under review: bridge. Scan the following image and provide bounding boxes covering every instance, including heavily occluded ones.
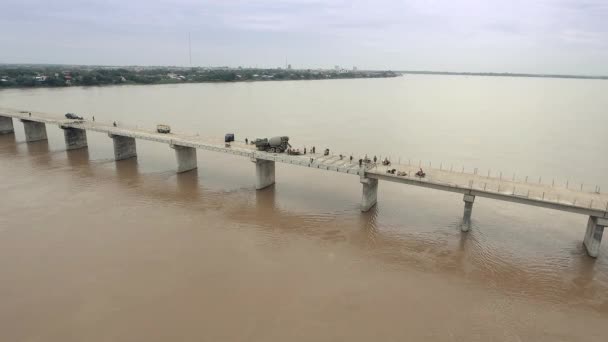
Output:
[1,108,606,258]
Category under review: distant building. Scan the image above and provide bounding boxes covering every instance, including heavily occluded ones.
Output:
[287,64,292,70]
[353,66,358,71]
[334,65,340,71]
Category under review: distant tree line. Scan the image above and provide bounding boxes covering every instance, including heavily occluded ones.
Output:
[0,66,400,88]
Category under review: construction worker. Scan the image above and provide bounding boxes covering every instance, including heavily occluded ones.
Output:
[359,159,363,167]
[304,147,307,154]
[245,138,248,144]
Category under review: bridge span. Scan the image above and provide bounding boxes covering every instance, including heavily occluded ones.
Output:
[1,108,606,258]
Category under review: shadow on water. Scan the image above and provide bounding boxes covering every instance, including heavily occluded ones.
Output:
[115,157,141,187]
[356,204,380,245]
[0,133,18,155]
[66,147,89,167]
[176,169,201,201]
[65,148,96,179]
[255,184,276,213]
[26,140,51,166]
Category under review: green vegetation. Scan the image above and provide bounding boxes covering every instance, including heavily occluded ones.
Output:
[0,65,400,88]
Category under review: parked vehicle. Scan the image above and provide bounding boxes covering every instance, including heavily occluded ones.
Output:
[156,124,171,134]
[255,136,291,153]
[65,113,83,120]
[225,133,235,143]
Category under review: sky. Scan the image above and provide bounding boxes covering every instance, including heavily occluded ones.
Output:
[1,0,607,74]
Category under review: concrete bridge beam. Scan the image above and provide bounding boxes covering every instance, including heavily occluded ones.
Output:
[360,174,378,212]
[0,116,14,134]
[584,216,606,258]
[110,134,137,160]
[171,144,197,173]
[255,159,275,190]
[461,194,475,232]
[61,126,88,150]
[21,120,47,142]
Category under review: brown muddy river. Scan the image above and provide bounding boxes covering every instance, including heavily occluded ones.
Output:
[1,75,607,341]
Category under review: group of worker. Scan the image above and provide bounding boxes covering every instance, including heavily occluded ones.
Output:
[241,139,427,177]
[241,139,424,175]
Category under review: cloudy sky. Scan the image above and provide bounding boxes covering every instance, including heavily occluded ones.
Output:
[1,0,607,74]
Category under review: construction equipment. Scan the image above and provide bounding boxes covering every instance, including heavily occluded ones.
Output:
[156,124,171,134]
[255,136,291,153]
[65,113,83,120]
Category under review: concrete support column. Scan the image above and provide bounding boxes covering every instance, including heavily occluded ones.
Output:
[171,144,197,173]
[61,126,88,150]
[255,159,275,190]
[110,134,137,160]
[0,116,14,134]
[461,194,475,232]
[21,120,47,142]
[584,216,606,258]
[360,175,378,212]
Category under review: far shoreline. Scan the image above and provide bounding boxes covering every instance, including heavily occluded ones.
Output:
[401,70,608,81]
[0,74,405,91]
[0,66,401,89]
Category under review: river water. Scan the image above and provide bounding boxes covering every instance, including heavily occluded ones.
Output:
[1,75,607,341]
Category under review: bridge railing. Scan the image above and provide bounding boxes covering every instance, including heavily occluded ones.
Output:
[370,162,608,212]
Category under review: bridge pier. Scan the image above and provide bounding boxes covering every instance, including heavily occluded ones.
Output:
[0,116,14,134]
[255,159,275,190]
[171,144,197,173]
[21,120,47,142]
[360,175,378,212]
[61,126,88,150]
[461,194,475,232]
[110,134,137,160]
[584,216,606,258]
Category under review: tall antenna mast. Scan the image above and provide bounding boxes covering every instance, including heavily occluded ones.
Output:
[188,32,192,67]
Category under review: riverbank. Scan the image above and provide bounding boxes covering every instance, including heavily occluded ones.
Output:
[0,65,400,88]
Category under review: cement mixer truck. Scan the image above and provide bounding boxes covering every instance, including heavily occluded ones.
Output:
[254,136,291,153]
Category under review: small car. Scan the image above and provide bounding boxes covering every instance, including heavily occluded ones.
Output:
[65,113,83,120]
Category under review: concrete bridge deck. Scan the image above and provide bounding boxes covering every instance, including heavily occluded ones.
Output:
[1,107,606,257]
